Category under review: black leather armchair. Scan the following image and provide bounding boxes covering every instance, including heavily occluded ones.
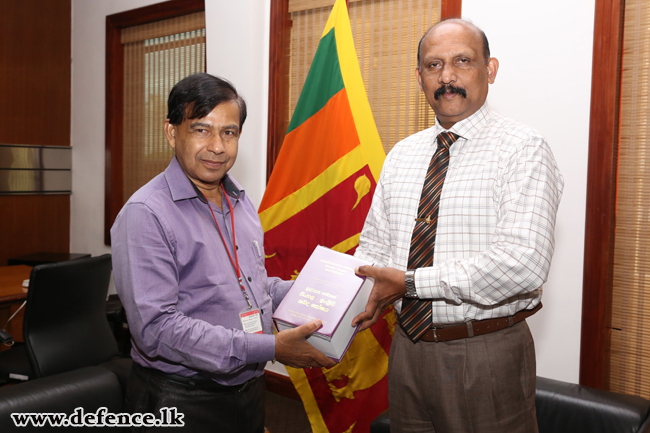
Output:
[0,254,118,381]
[536,376,650,433]
[0,361,132,432]
[371,376,650,433]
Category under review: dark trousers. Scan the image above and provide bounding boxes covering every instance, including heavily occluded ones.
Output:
[388,320,538,433]
[125,363,265,433]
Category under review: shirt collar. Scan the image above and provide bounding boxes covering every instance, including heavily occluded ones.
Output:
[435,101,492,142]
[165,156,243,204]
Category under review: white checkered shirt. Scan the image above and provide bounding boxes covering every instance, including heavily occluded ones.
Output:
[356,103,564,323]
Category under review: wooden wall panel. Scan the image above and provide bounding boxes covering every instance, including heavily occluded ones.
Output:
[0,0,71,266]
[0,196,70,266]
[0,0,71,146]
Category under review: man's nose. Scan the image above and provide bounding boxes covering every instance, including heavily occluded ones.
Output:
[206,136,225,153]
[438,63,456,84]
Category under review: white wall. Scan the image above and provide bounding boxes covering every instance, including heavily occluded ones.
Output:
[71,0,594,383]
[456,0,595,383]
[205,0,271,206]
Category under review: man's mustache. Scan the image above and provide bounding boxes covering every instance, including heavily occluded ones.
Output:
[433,85,467,100]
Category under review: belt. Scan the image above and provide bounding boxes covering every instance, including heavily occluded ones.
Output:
[135,363,260,393]
[400,303,542,343]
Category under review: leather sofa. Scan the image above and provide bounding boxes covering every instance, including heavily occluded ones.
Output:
[371,376,650,433]
[0,358,132,432]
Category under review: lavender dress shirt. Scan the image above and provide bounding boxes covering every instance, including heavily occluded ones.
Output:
[111,156,292,385]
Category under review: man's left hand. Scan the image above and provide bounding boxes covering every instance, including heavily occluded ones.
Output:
[352,266,406,331]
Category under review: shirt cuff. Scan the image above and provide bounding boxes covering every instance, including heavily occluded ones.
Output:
[245,332,276,364]
[414,267,442,299]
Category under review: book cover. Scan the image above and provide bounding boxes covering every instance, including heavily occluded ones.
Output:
[272,245,374,362]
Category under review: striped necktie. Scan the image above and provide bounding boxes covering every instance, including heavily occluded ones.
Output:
[399,131,459,342]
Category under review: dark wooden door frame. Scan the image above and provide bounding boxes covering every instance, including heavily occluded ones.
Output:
[579,0,625,389]
[104,0,205,245]
[266,0,462,181]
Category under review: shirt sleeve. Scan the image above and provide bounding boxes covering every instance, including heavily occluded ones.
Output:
[356,162,392,268]
[415,137,564,305]
[111,202,275,375]
[268,277,293,311]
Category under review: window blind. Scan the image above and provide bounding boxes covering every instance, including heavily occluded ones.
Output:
[121,12,206,202]
[288,0,439,154]
[609,0,650,398]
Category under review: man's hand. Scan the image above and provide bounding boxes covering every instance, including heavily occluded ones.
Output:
[275,320,336,369]
[352,266,406,331]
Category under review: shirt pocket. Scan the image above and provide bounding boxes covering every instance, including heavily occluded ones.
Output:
[250,240,269,284]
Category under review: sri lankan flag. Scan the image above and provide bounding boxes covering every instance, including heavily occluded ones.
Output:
[259,0,393,431]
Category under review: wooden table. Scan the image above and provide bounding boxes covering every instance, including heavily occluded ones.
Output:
[8,253,90,267]
[0,265,31,304]
[0,265,32,347]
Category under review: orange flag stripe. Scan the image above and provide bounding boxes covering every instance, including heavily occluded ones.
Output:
[259,88,359,212]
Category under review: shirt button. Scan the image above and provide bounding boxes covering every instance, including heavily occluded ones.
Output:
[247,277,252,282]
[236,245,239,250]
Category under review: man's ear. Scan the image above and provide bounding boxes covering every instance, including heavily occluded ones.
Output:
[486,57,499,84]
[415,67,424,91]
[163,119,177,149]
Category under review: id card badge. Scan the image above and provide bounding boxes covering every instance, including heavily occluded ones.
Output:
[240,308,263,334]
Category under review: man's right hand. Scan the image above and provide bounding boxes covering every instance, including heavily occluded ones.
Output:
[274,320,336,369]
[352,265,406,331]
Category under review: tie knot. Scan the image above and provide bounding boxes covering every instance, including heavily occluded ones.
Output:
[437,131,460,150]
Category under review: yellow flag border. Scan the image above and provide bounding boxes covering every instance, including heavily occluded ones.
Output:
[323,0,385,182]
[331,233,361,253]
[259,146,366,232]
[286,366,329,432]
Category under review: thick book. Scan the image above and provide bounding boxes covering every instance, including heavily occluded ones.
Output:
[272,245,374,362]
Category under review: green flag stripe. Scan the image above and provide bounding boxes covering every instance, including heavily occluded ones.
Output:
[287,28,344,134]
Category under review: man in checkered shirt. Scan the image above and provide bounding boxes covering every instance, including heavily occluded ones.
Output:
[352,18,564,433]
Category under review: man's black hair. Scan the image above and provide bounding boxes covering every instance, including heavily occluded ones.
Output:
[417,19,490,67]
[167,73,247,128]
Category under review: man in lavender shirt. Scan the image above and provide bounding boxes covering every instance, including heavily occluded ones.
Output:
[111,73,334,432]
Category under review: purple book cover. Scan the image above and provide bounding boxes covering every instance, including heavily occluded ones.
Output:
[272,245,372,339]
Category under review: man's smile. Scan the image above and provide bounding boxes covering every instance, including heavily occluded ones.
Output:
[201,158,227,168]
